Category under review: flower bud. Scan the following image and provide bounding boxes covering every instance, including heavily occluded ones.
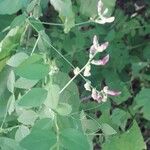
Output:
[73,67,80,76]
[83,64,91,77]
[84,80,91,91]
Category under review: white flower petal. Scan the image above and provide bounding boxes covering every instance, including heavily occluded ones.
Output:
[83,65,91,77]
[84,81,91,91]
[73,67,80,75]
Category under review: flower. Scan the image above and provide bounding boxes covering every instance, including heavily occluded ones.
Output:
[103,86,121,96]
[83,64,91,77]
[91,0,115,25]
[84,80,91,91]
[91,54,109,66]
[91,88,102,103]
[95,17,115,24]
[89,35,109,58]
[73,67,80,75]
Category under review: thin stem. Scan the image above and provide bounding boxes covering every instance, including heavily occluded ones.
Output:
[38,21,64,26]
[30,35,40,55]
[59,62,89,94]
[59,52,97,94]
[29,19,91,27]
[55,115,59,150]
[75,20,92,26]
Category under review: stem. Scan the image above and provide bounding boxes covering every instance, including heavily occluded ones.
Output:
[30,19,91,27]
[59,61,90,94]
[59,52,97,94]
[30,35,40,55]
[55,115,59,150]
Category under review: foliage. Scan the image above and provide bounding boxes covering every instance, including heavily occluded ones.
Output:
[0,0,150,150]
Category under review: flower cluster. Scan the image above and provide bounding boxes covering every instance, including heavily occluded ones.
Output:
[91,0,115,24]
[74,35,121,103]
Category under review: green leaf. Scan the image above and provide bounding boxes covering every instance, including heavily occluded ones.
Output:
[56,102,72,116]
[19,54,43,65]
[15,77,38,89]
[32,118,53,132]
[0,0,24,15]
[80,0,98,17]
[15,125,30,142]
[0,68,11,120]
[7,94,15,115]
[0,27,24,60]
[17,110,38,125]
[11,14,26,28]
[20,129,56,150]
[0,137,25,150]
[111,108,129,130]
[29,17,45,32]
[50,0,75,33]
[15,63,49,80]
[102,121,146,150]
[17,88,48,108]
[44,84,60,110]
[7,52,29,67]
[60,128,91,150]
[52,72,80,112]
[134,88,150,120]
[7,70,15,93]
[101,123,117,136]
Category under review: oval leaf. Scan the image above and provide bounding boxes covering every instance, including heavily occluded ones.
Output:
[17,88,48,108]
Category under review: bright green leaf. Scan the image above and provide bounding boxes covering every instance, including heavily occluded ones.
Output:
[60,128,91,150]
[15,77,38,89]
[7,70,15,93]
[15,63,49,80]
[56,102,72,116]
[15,125,30,142]
[7,94,15,115]
[20,129,56,150]
[11,14,26,28]
[101,123,117,136]
[17,110,38,125]
[44,83,60,110]
[0,0,24,15]
[102,121,146,150]
[0,137,25,150]
[17,88,48,108]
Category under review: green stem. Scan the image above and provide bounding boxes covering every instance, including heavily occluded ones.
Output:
[59,61,90,94]
[30,35,40,55]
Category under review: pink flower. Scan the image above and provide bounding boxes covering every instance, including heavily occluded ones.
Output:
[91,88,102,103]
[103,86,121,96]
[97,42,109,52]
[91,54,109,65]
[89,36,109,58]
[92,0,115,25]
